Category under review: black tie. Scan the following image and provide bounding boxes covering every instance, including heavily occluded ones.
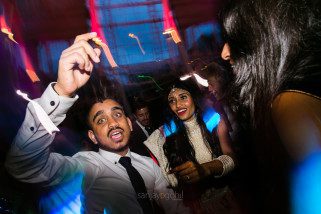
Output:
[119,156,153,213]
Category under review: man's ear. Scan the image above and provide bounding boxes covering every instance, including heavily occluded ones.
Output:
[127,117,133,131]
[88,130,98,144]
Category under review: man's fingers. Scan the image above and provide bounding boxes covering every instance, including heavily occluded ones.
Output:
[62,47,91,70]
[60,52,86,71]
[69,32,101,64]
[61,44,100,72]
[64,40,100,64]
[94,48,101,58]
[61,47,91,71]
[74,32,97,43]
[72,40,100,63]
[55,33,99,97]
[87,63,93,73]
[74,32,100,63]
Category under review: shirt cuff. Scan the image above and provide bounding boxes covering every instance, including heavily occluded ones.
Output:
[37,82,79,116]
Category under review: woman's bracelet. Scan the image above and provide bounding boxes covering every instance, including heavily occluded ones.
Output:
[215,155,235,177]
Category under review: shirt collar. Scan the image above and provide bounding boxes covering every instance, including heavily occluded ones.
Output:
[98,148,132,164]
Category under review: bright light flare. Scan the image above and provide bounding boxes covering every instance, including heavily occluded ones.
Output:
[25,69,40,82]
[41,172,83,214]
[128,33,136,39]
[179,74,192,81]
[20,45,40,82]
[128,33,145,55]
[0,15,18,44]
[163,28,181,44]
[1,27,18,44]
[1,15,40,82]
[163,107,220,137]
[203,107,220,132]
[179,73,209,87]
[193,73,208,87]
[291,153,321,214]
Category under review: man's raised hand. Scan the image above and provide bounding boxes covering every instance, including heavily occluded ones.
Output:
[54,32,101,97]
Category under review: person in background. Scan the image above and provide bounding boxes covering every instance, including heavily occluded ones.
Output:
[200,61,237,139]
[205,62,231,102]
[144,78,241,214]
[128,101,156,158]
[5,32,190,214]
[220,0,321,213]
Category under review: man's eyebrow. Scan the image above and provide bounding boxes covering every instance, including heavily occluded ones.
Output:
[111,106,124,112]
[93,110,104,122]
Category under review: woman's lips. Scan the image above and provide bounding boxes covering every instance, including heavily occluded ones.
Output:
[177,108,187,116]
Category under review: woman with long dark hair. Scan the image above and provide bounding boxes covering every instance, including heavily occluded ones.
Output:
[144,78,240,213]
[220,0,321,212]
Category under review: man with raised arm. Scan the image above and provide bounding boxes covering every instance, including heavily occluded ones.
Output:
[5,32,189,214]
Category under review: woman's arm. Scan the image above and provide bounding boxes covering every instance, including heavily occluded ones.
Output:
[217,119,236,160]
[171,119,236,183]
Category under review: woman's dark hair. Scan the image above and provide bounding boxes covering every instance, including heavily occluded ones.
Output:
[162,78,221,170]
[221,0,321,128]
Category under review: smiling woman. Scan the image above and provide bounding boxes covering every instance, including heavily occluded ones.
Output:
[143,78,241,213]
[167,87,195,122]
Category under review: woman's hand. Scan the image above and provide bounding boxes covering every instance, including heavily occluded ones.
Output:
[169,161,213,184]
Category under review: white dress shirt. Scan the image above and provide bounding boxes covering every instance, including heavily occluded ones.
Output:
[5,83,189,214]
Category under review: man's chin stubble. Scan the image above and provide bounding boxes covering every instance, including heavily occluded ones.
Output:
[100,143,129,153]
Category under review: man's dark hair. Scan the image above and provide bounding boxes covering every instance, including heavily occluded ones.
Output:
[72,75,126,131]
[131,100,149,115]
